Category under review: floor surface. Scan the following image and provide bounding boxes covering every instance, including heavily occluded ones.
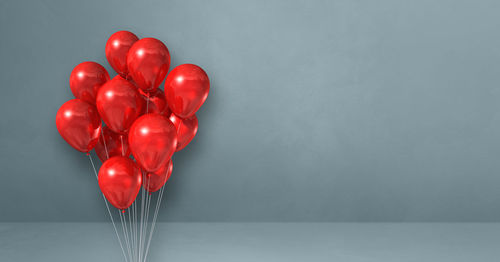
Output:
[1,223,499,261]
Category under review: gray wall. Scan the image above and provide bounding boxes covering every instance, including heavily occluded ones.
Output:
[1,0,500,222]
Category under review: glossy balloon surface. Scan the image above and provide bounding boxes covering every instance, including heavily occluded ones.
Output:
[69,62,110,104]
[96,76,143,134]
[56,99,101,152]
[128,114,177,172]
[144,160,173,192]
[127,38,170,93]
[139,88,169,115]
[95,126,130,162]
[98,156,142,210]
[164,64,209,118]
[105,31,139,77]
[169,113,198,151]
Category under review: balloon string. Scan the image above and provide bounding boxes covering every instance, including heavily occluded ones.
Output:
[100,128,110,160]
[88,154,128,262]
[137,171,144,261]
[140,183,145,261]
[144,183,166,262]
[136,200,140,262]
[139,171,146,261]
[134,200,139,262]
[119,210,133,261]
[131,201,135,262]
[128,205,136,260]
[141,172,151,262]
[144,166,169,262]
[142,176,151,261]
[143,177,149,260]
[141,176,152,261]
[120,136,125,157]
[138,185,142,262]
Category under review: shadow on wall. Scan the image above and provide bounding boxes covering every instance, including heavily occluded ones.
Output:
[163,66,218,200]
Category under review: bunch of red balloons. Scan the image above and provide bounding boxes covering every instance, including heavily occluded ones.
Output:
[56,31,209,210]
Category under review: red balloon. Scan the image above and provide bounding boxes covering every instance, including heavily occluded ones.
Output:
[169,113,198,151]
[144,160,173,192]
[69,62,110,104]
[96,76,144,134]
[128,114,177,172]
[95,126,130,162]
[127,38,170,93]
[56,99,102,153]
[98,156,142,210]
[164,64,209,118]
[105,31,139,78]
[139,88,170,115]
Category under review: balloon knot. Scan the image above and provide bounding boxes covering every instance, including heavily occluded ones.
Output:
[122,210,126,213]
[149,192,152,196]
[86,152,90,156]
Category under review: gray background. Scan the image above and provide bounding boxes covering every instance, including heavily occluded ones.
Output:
[1,0,500,222]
